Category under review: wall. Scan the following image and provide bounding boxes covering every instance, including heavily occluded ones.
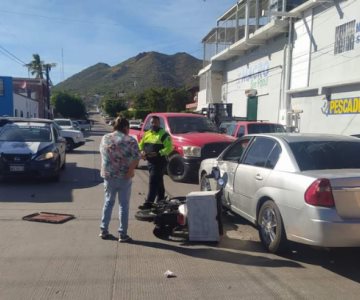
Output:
[223,35,287,123]
[0,77,14,116]
[290,0,360,135]
[13,94,39,118]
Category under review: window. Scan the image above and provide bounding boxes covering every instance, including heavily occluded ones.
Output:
[143,116,165,131]
[167,116,217,134]
[290,141,360,171]
[334,20,355,54]
[0,79,4,96]
[14,109,18,117]
[243,137,279,167]
[222,138,251,162]
[237,126,245,137]
[20,111,24,117]
[247,123,286,134]
[265,143,281,169]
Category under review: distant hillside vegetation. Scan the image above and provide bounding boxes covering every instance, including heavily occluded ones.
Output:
[54,52,202,96]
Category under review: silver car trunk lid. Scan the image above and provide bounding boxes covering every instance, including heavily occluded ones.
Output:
[303,169,360,219]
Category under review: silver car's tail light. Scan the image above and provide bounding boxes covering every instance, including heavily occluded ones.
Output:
[304,178,335,207]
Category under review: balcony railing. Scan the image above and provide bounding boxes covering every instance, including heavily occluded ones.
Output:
[202,0,307,67]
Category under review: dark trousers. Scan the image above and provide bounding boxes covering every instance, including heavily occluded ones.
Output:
[146,160,166,204]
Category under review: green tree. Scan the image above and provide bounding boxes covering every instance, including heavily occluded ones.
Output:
[133,87,191,112]
[51,91,86,118]
[102,95,127,117]
[166,88,191,112]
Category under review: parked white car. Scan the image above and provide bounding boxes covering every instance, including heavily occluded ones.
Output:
[54,118,78,130]
[74,119,92,131]
[53,123,85,152]
[129,119,143,130]
[199,133,360,253]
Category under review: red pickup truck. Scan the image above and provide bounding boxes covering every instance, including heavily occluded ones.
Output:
[129,112,235,182]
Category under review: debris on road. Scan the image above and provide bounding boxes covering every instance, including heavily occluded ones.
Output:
[22,212,75,224]
[164,270,177,278]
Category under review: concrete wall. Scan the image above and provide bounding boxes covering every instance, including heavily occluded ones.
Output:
[223,35,287,123]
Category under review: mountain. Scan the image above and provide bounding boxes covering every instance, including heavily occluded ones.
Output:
[53,52,202,96]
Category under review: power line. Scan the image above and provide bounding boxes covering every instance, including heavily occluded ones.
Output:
[0,44,27,65]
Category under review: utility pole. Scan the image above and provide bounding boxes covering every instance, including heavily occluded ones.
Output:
[43,63,56,118]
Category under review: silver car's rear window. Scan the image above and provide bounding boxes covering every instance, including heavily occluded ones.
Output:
[290,141,360,171]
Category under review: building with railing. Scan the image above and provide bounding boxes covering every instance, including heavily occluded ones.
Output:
[197,0,360,135]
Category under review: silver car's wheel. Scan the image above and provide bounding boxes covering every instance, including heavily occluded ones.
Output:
[200,173,211,191]
[258,200,287,253]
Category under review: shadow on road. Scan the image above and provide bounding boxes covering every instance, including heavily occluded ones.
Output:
[72,149,100,155]
[130,239,303,268]
[281,244,360,283]
[0,162,102,203]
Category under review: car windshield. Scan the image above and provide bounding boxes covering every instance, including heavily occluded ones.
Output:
[0,124,52,142]
[168,116,218,134]
[248,123,286,134]
[290,141,360,171]
[220,122,237,135]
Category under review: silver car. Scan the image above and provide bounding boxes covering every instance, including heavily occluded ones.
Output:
[199,133,360,253]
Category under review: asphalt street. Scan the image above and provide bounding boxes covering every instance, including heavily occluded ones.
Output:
[1,115,360,300]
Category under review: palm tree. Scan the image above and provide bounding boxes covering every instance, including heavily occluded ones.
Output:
[25,54,44,79]
[25,54,57,81]
[25,54,57,118]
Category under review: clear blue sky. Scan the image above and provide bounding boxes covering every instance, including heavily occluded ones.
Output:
[0,0,235,85]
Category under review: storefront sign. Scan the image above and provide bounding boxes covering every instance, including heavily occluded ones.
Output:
[237,59,270,89]
[321,97,360,115]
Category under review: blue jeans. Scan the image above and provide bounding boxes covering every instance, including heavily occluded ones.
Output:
[100,177,132,236]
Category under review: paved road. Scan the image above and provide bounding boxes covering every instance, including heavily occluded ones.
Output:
[1,115,360,300]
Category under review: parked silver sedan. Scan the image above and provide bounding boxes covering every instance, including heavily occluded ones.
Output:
[199,133,360,253]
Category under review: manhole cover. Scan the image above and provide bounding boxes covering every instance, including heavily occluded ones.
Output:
[23,212,75,224]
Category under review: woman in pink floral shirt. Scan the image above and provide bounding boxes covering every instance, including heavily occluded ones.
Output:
[99,116,140,242]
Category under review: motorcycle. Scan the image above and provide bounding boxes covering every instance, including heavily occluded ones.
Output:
[135,167,225,242]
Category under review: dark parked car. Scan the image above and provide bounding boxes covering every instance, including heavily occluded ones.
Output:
[0,118,66,181]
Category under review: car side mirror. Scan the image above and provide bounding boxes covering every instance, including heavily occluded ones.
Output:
[206,167,226,188]
[210,167,220,180]
[57,136,66,143]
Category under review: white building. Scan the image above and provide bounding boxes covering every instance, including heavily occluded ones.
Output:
[198,0,360,135]
[13,93,38,118]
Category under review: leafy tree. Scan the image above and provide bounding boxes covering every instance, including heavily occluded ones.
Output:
[133,87,191,112]
[166,88,191,112]
[51,91,86,118]
[102,95,127,117]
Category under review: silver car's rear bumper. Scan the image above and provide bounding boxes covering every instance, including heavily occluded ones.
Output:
[285,205,360,247]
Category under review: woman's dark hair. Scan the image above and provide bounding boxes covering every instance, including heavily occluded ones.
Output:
[113,116,129,133]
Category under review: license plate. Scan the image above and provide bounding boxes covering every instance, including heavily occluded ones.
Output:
[10,165,25,172]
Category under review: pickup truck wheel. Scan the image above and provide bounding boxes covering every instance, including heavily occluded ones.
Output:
[65,138,74,152]
[167,154,190,182]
